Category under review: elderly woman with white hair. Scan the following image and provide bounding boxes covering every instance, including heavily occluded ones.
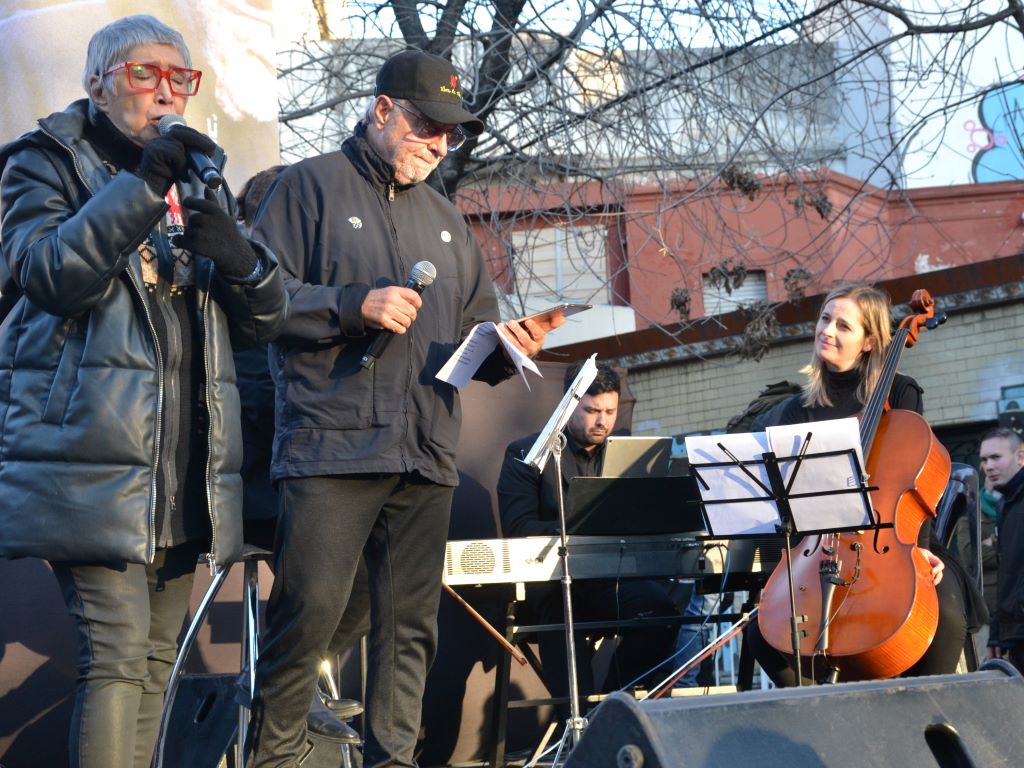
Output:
[0,14,286,767]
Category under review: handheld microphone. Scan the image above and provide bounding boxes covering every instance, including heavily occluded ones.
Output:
[360,261,437,370]
[157,115,223,190]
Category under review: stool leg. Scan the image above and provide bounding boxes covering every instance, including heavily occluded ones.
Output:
[489,599,517,768]
[154,564,233,768]
[238,558,261,766]
[359,635,369,741]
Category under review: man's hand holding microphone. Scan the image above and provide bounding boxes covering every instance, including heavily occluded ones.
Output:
[358,259,558,370]
[136,116,259,283]
[360,262,436,370]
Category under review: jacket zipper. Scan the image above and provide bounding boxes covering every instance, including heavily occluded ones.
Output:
[200,268,218,573]
[43,126,168,562]
[127,266,166,563]
[154,219,187,551]
[380,180,413,470]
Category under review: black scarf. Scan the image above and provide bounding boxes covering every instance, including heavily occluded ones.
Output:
[82,109,144,173]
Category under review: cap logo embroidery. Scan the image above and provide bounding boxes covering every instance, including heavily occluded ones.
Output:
[348,216,363,229]
[440,75,462,98]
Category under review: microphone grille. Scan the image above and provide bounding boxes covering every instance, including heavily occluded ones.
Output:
[411,260,437,287]
[158,114,187,136]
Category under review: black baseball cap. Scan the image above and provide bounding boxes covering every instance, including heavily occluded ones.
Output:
[375,50,485,136]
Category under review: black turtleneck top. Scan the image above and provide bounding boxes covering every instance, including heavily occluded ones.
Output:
[770,368,923,426]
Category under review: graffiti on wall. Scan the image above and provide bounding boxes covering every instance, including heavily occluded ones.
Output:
[970,82,1024,183]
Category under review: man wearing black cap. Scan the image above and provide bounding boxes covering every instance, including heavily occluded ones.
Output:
[245,50,557,767]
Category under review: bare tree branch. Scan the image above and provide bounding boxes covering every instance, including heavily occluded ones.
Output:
[274,0,1024,363]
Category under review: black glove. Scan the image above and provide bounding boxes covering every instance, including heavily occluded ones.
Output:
[138,126,217,195]
[179,188,260,281]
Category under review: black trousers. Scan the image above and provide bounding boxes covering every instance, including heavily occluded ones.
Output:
[246,473,452,768]
[246,513,372,662]
[50,542,201,768]
[239,405,371,662]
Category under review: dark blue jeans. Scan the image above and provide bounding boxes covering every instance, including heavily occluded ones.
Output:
[246,474,452,768]
[50,541,201,768]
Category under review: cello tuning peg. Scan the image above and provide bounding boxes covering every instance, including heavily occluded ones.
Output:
[925,313,947,330]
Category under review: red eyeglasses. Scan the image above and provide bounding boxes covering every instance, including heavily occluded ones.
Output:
[104,62,203,96]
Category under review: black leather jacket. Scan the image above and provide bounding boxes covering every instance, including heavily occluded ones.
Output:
[0,100,288,566]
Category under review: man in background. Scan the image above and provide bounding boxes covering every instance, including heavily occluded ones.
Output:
[497,362,678,706]
[983,427,1024,670]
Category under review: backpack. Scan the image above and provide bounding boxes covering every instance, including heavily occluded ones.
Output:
[725,380,802,433]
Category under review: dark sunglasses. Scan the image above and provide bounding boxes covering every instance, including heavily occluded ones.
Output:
[391,101,468,151]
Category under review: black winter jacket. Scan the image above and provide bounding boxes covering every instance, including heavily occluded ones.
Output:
[253,126,511,486]
[990,466,1024,645]
[0,100,288,567]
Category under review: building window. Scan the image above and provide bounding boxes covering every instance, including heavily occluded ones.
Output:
[702,268,767,316]
[508,224,609,305]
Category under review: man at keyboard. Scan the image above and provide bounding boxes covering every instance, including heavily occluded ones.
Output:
[497,361,678,705]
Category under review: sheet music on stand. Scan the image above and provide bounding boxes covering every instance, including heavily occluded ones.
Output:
[523,354,597,472]
[685,417,874,538]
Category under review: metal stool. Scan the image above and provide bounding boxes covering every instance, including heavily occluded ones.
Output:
[154,545,360,767]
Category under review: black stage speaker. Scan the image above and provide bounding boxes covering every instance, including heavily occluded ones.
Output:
[160,674,238,767]
[564,663,1024,768]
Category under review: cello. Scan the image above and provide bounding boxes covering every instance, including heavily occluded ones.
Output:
[756,289,950,681]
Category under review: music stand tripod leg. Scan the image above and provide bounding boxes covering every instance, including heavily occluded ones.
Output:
[763,451,806,687]
[551,435,587,753]
[520,357,599,765]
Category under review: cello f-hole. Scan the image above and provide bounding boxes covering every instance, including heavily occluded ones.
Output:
[804,535,824,557]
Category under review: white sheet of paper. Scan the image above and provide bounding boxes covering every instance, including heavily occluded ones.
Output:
[765,417,872,532]
[523,355,597,470]
[684,432,780,536]
[435,322,541,389]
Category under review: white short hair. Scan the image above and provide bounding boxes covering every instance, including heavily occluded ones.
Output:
[83,14,192,100]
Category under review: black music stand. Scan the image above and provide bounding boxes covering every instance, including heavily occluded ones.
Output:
[519,354,598,764]
[688,431,882,686]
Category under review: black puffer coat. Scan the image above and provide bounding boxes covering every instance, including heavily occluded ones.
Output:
[0,100,288,566]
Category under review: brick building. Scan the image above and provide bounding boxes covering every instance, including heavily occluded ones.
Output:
[536,253,1024,465]
[458,172,1024,464]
